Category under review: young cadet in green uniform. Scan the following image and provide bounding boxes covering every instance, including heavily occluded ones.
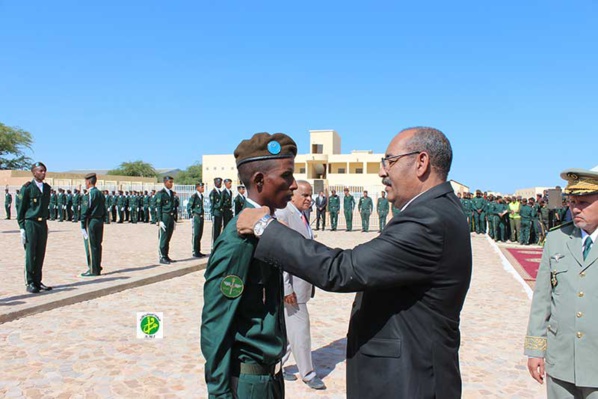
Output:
[358,190,373,232]
[210,177,224,245]
[343,188,355,231]
[173,191,180,222]
[66,190,74,221]
[156,176,177,264]
[49,189,57,220]
[130,191,140,223]
[18,162,53,293]
[5,188,12,219]
[81,189,89,215]
[116,190,125,223]
[471,190,487,234]
[15,189,21,215]
[149,190,157,224]
[188,182,206,258]
[519,198,532,245]
[234,185,246,215]
[72,189,81,222]
[103,190,111,224]
[376,190,390,232]
[486,195,496,239]
[328,189,340,231]
[525,168,598,398]
[202,132,298,399]
[57,188,66,222]
[222,179,234,228]
[142,191,150,223]
[80,173,106,277]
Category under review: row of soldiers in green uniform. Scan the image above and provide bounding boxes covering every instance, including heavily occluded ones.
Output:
[313,189,395,232]
[459,190,572,245]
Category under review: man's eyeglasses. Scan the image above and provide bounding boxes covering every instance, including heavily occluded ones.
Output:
[380,151,420,171]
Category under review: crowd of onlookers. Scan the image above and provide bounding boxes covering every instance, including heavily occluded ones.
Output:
[459,190,571,245]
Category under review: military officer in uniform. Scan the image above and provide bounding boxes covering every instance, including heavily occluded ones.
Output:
[472,189,487,234]
[15,189,21,215]
[188,182,206,258]
[5,188,12,219]
[222,179,234,228]
[358,190,373,232]
[525,168,598,398]
[18,162,53,293]
[201,132,298,399]
[149,190,157,224]
[343,188,355,231]
[80,173,106,277]
[116,190,125,223]
[72,189,81,222]
[234,185,246,215]
[210,177,224,244]
[49,189,57,220]
[156,176,177,264]
[103,190,111,224]
[328,189,340,231]
[377,191,390,232]
[57,188,65,222]
[142,191,150,223]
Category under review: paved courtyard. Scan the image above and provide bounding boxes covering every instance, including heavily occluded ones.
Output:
[0,219,544,398]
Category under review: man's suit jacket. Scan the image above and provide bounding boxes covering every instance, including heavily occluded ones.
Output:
[275,203,313,304]
[255,182,472,399]
[315,196,327,211]
[525,222,598,388]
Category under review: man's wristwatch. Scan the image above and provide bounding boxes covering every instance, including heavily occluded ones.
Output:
[254,214,273,237]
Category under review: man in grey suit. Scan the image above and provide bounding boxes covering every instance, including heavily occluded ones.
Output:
[237,127,472,398]
[275,180,326,390]
[525,168,598,398]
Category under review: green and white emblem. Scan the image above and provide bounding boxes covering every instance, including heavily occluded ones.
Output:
[220,275,244,298]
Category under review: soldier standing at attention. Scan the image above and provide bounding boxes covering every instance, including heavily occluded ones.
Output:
[72,189,81,222]
[80,173,106,277]
[525,168,598,398]
[142,190,150,223]
[486,195,496,239]
[156,176,177,264]
[472,189,487,234]
[15,189,21,215]
[49,189,57,220]
[376,190,390,232]
[188,182,206,258]
[358,190,373,232]
[519,198,532,245]
[149,190,157,224]
[18,162,53,293]
[222,179,234,228]
[173,191,180,222]
[210,177,224,245]
[4,188,12,219]
[234,185,246,215]
[328,189,340,231]
[343,188,355,231]
[103,190,111,225]
[57,188,65,222]
[130,191,139,224]
[116,190,125,223]
[66,189,74,221]
[201,132,297,399]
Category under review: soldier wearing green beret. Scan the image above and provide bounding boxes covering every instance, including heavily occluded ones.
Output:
[18,162,53,293]
[358,190,373,232]
[377,191,390,232]
[80,173,106,277]
[201,132,298,399]
[526,168,598,398]
[328,189,340,231]
[343,188,355,231]
[188,182,206,258]
[234,186,246,215]
[156,176,177,264]
[210,177,224,245]
[5,188,12,219]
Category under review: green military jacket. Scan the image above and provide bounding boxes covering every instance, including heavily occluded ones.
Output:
[73,192,81,208]
[17,180,52,229]
[540,206,550,224]
[81,193,89,215]
[520,204,532,220]
[486,201,496,218]
[116,194,126,209]
[343,194,355,212]
[471,196,487,212]
[156,188,174,223]
[525,222,598,387]
[57,192,65,207]
[15,192,21,211]
[234,194,245,215]
[201,202,286,398]
[328,194,340,213]
[221,189,232,213]
[358,196,373,213]
[377,197,389,216]
[188,192,204,216]
[80,187,106,228]
[531,203,540,220]
[129,195,140,209]
[149,194,157,209]
[5,192,12,206]
[143,195,150,207]
[50,192,57,207]
[209,188,223,217]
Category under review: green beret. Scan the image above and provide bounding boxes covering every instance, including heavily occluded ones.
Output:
[561,168,598,196]
[234,132,297,167]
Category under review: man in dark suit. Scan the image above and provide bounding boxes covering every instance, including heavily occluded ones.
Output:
[314,191,327,230]
[237,127,472,399]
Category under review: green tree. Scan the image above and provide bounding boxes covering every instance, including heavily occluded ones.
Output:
[0,122,33,170]
[108,161,158,177]
[175,162,203,185]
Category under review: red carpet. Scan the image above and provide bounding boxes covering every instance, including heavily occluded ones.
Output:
[505,248,544,280]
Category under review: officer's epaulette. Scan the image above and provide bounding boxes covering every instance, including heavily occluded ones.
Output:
[549,221,574,232]
[23,181,31,187]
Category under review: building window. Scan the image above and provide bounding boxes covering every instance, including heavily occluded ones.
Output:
[312,144,323,154]
[338,168,345,174]
[356,168,363,174]
[299,168,306,174]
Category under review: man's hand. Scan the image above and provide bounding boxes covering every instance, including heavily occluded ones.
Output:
[527,357,545,384]
[81,229,89,240]
[284,293,297,305]
[20,229,27,246]
[237,206,269,235]
[158,221,167,232]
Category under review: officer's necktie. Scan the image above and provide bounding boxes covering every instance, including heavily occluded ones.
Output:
[583,236,593,261]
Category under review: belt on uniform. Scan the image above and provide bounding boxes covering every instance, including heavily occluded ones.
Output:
[234,361,282,376]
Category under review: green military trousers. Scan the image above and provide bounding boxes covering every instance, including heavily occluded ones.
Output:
[5,204,11,219]
[344,210,353,231]
[519,218,531,245]
[158,214,175,259]
[84,218,104,275]
[360,211,371,232]
[24,220,48,286]
[487,216,495,239]
[231,372,284,399]
[378,213,388,232]
[329,211,338,231]
[192,214,204,256]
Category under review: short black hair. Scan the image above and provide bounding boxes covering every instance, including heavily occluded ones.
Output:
[238,159,279,189]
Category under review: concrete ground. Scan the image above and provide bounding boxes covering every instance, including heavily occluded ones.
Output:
[0,219,544,398]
